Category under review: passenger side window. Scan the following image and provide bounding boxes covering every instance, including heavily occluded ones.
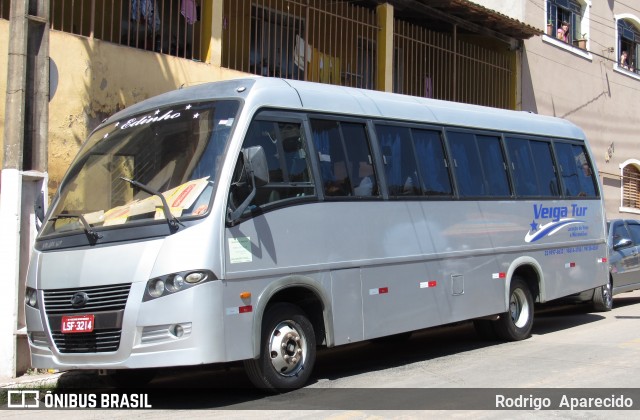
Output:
[376,125,420,196]
[311,119,379,197]
[447,132,510,197]
[239,118,314,207]
[506,138,559,197]
[554,143,598,198]
[412,129,452,196]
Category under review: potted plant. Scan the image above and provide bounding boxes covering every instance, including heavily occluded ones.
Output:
[574,33,587,49]
[546,20,554,36]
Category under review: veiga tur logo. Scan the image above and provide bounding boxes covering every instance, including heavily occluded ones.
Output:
[525,203,588,243]
[7,390,40,408]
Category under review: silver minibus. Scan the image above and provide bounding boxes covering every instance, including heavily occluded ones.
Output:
[25,78,610,391]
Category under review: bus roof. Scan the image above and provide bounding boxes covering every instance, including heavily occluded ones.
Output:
[104,77,585,140]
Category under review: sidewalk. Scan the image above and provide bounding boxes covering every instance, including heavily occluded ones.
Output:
[0,371,62,389]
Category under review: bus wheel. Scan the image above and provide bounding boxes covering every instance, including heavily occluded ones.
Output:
[592,277,613,312]
[244,303,316,392]
[495,277,533,341]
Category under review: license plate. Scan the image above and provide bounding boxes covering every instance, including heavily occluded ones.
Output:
[61,315,95,333]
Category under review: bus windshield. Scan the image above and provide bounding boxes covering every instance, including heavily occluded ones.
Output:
[41,100,240,237]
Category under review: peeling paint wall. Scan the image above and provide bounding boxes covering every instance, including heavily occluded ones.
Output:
[46,31,245,197]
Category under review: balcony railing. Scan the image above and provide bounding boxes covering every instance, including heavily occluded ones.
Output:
[50,0,203,60]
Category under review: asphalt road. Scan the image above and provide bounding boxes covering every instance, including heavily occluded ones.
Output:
[4,290,640,418]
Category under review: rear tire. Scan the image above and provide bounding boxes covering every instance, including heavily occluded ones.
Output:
[592,277,613,312]
[494,277,534,341]
[244,303,316,392]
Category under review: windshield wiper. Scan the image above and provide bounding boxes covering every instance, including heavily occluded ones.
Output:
[120,177,184,233]
[51,214,102,244]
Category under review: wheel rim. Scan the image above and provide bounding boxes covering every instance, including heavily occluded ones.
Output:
[509,288,530,329]
[268,320,307,377]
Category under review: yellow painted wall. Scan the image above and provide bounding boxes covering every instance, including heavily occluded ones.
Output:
[1,25,244,197]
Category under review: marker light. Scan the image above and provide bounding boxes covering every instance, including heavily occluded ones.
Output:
[185,272,206,284]
[148,279,165,298]
[240,291,251,299]
[25,287,38,308]
[166,274,185,292]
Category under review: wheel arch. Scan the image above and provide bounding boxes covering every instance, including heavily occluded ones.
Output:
[251,275,333,358]
[505,257,544,309]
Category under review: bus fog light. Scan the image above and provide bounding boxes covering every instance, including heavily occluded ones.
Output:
[170,324,184,338]
[25,287,38,308]
[166,275,184,292]
[185,272,206,284]
[148,279,165,298]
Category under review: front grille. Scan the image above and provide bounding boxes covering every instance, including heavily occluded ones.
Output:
[50,329,121,353]
[43,283,131,314]
[43,283,131,353]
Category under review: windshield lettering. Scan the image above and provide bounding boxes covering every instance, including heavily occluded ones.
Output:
[120,110,181,130]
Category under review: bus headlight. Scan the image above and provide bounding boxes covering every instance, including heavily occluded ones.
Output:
[143,270,216,302]
[166,274,184,292]
[148,279,165,298]
[25,287,38,308]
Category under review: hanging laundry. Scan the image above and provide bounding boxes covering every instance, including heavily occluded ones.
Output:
[181,0,199,25]
[131,0,161,31]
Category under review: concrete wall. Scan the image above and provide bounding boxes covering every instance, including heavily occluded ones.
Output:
[522,1,639,220]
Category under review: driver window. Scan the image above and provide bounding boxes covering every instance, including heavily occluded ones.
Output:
[235,118,315,209]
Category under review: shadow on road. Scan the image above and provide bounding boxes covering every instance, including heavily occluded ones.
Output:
[50,297,634,409]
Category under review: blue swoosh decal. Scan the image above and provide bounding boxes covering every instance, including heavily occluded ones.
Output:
[525,219,585,243]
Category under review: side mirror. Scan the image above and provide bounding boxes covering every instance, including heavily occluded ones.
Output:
[34,190,45,231]
[613,238,633,251]
[244,145,269,187]
[227,146,269,223]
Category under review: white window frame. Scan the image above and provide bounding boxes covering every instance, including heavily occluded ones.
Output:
[543,0,592,61]
[619,158,640,215]
[614,14,640,81]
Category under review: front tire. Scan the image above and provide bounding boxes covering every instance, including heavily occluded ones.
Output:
[244,303,316,392]
[495,277,534,341]
[592,277,613,312]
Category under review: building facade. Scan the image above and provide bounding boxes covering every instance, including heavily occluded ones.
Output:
[521,0,640,219]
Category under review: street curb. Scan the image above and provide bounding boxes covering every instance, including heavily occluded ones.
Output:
[1,373,62,389]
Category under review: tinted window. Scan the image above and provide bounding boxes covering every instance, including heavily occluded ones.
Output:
[412,129,452,196]
[555,142,598,198]
[448,132,486,196]
[477,135,511,197]
[447,132,510,197]
[311,119,379,197]
[238,119,314,207]
[506,138,559,197]
[376,125,421,196]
